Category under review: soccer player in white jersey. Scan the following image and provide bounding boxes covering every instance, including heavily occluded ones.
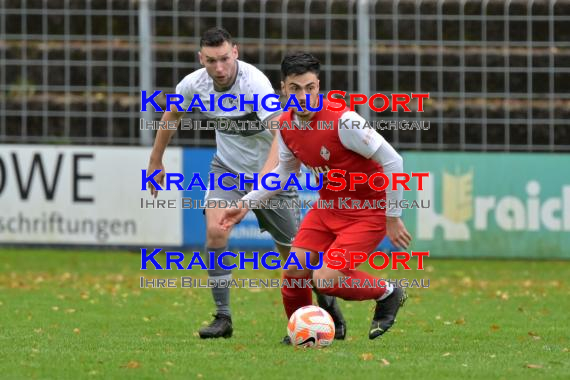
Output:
[146,28,345,340]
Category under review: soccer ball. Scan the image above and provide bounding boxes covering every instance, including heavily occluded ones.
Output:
[287,305,335,348]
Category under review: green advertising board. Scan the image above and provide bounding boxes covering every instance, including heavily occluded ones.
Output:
[403,152,570,259]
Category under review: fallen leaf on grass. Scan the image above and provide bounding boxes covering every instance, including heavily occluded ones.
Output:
[528,331,541,340]
[548,280,561,288]
[127,361,140,368]
[73,328,80,334]
[496,291,509,300]
[455,318,465,325]
[442,352,451,357]
[563,348,569,353]
[165,361,174,367]
[524,364,543,369]
[361,353,374,361]
[234,344,247,352]
[490,324,501,331]
[380,358,390,366]
[121,361,140,369]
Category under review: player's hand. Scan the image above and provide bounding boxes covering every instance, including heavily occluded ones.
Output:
[219,205,249,231]
[147,159,165,198]
[386,216,412,249]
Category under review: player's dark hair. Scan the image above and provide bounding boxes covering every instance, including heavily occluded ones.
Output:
[200,27,235,48]
[281,52,320,80]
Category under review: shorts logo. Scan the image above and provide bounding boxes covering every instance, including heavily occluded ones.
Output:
[320,146,330,161]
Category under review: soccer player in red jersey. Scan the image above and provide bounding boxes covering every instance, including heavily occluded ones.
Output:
[220,52,412,340]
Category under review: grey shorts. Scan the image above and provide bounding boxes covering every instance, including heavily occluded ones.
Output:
[205,155,300,247]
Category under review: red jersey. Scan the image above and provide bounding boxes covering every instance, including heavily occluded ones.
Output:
[279,101,386,212]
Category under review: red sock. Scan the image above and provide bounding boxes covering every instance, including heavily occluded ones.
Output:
[281,273,313,319]
[317,269,389,301]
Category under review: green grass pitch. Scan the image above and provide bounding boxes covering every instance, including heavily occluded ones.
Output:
[0,248,568,379]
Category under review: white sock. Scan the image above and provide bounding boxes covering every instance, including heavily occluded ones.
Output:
[377,282,394,301]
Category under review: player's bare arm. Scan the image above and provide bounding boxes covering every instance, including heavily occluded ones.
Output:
[147,106,184,198]
[219,203,250,231]
[259,122,280,177]
[386,216,412,249]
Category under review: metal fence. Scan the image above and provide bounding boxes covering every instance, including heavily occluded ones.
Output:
[1,0,569,151]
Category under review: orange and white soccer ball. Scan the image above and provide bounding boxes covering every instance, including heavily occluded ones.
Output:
[287,305,335,348]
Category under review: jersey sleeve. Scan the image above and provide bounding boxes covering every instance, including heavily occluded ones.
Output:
[370,144,404,217]
[242,131,300,202]
[337,111,383,158]
[277,130,300,170]
[175,75,194,111]
[246,68,282,122]
[338,111,405,217]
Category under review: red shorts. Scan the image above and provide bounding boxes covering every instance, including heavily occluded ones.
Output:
[292,207,386,266]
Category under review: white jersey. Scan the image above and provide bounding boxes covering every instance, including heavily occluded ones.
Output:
[176,60,281,177]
